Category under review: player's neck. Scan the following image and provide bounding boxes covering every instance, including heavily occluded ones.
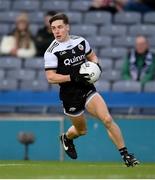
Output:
[58,35,70,43]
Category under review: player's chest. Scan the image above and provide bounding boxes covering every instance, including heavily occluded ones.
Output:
[56,43,86,67]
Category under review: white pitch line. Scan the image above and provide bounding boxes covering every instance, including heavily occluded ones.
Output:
[0,163,25,167]
[0,163,45,167]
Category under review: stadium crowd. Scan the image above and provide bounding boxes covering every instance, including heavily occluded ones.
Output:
[0,0,155,93]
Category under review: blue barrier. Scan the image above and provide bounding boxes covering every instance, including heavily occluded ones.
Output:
[102,92,155,108]
[0,91,155,108]
[0,91,60,106]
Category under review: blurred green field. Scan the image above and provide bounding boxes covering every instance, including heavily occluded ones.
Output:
[0,161,154,179]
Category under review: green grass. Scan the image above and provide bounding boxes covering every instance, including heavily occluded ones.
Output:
[0,161,154,179]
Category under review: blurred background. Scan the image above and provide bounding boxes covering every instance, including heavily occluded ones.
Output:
[0,0,155,162]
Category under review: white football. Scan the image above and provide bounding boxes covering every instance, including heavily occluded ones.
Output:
[79,61,101,84]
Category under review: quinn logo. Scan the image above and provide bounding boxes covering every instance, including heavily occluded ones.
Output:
[64,54,85,66]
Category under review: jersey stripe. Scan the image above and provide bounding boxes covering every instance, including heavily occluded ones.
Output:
[45,67,57,71]
[47,41,59,53]
[86,49,92,56]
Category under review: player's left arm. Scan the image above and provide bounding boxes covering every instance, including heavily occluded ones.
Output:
[86,51,102,72]
[86,50,99,63]
[84,39,102,72]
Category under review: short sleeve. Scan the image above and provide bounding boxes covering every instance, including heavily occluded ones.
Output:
[44,51,58,70]
[84,39,92,55]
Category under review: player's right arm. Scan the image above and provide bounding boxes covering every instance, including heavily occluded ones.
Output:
[44,51,71,84]
[45,70,70,84]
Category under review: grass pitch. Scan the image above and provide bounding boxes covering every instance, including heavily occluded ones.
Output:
[0,160,154,179]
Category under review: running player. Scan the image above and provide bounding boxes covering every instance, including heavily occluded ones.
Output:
[44,13,139,167]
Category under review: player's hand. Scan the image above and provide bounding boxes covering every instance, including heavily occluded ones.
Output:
[70,68,90,84]
[74,73,90,84]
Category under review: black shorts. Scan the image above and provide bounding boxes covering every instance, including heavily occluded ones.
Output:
[62,87,97,117]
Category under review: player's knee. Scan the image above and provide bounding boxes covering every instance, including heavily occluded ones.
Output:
[77,129,87,136]
[103,114,113,129]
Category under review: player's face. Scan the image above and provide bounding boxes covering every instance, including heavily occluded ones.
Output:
[51,20,70,42]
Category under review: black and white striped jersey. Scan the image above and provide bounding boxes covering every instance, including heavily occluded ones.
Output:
[44,35,92,73]
[44,35,95,100]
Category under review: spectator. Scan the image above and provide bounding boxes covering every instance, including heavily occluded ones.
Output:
[35,11,57,57]
[0,12,36,59]
[88,0,119,14]
[123,0,155,13]
[122,35,155,85]
[114,0,129,12]
[142,0,155,10]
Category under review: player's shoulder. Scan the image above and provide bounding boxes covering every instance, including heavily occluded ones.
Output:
[70,35,86,41]
[44,40,59,60]
[70,35,87,46]
[46,39,60,54]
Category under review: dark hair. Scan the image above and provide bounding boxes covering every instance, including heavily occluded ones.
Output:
[49,13,69,25]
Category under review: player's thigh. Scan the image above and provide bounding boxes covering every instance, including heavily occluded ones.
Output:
[68,114,87,132]
[86,93,110,120]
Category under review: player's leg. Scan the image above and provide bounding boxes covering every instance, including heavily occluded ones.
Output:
[60,113,87,159]
[86,93,139,166]
[86,93,125,149]
[66,114,87,139]
[60,90,88,159]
